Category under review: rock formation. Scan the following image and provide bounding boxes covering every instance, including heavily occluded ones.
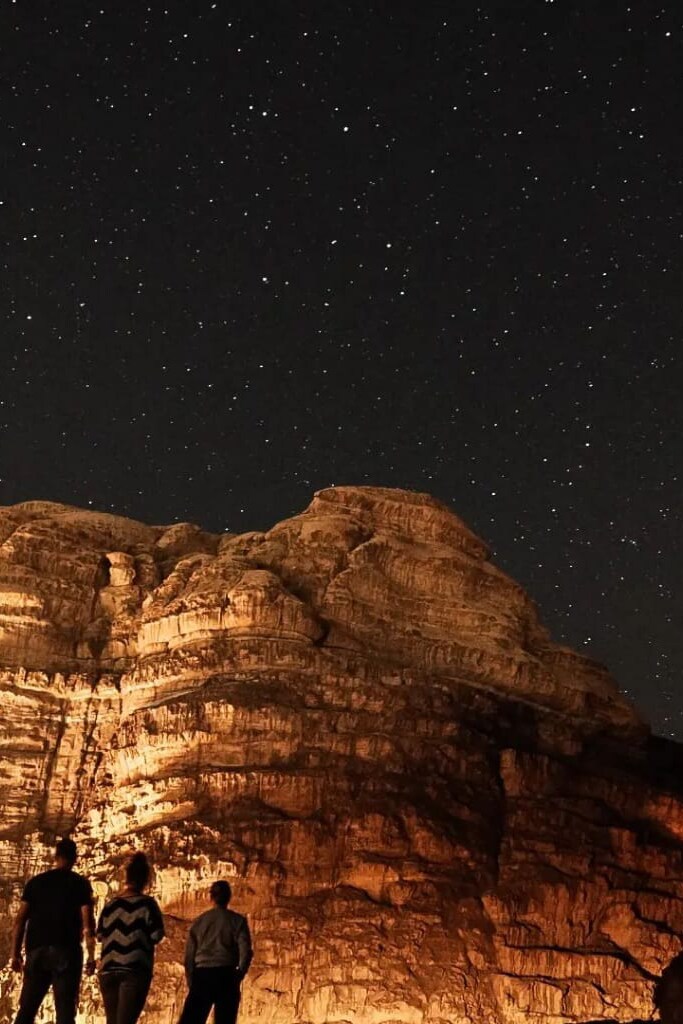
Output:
[0,486,682,1024]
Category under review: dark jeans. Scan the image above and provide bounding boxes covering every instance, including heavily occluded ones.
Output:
[99,970,152,1024]
[178,967,241,1024]
[14,945,82,1024]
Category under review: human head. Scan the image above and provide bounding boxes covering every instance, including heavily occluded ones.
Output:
[210,880,232,908]
[55,838,77,869]
[125,852,151,893]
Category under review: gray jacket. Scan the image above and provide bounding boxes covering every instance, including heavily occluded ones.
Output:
[184,907,253,979]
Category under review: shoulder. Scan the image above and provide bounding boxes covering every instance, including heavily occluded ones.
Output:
[64,872,93,907]
[191,909,212,930]
[25,869,58,893]
[22,870,49,900]
[28,869,53,887]
[660,952,683,983]
[101,894,140,914]
[103,894,144,911]
[100,896,122,916]
[72,872,93,896]
[223,913,249,937]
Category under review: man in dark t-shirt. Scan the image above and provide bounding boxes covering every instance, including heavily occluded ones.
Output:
[10,838,95,1024]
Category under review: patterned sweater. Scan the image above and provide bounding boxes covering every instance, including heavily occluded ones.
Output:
[97,894,164,974]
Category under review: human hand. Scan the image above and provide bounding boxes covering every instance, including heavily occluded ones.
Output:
[10,956,23,974]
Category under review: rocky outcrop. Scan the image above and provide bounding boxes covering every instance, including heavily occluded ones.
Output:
[0,487,681,1024]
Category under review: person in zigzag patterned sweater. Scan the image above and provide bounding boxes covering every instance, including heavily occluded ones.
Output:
[96,852,165,1024]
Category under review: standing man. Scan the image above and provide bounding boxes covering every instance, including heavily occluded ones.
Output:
[178,880,252,1024]
[10,837,95,1024]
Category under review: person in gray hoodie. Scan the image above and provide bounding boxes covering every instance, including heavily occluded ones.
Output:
[178,881,252,1024]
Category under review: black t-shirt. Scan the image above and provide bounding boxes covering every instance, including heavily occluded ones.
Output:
[22,868,94,952]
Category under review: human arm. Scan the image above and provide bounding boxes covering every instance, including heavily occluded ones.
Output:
[184,926,197,987]
[81,880,96,975]
[148,899,165,946]
[81,904,96,975]
[236,917,253,979]
[10,902,30,972]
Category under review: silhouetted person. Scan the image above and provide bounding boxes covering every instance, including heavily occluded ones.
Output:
[97,852,164,1024]
[178,881,252,1024]
[10,837,95,1024]
[655,950,683,1024]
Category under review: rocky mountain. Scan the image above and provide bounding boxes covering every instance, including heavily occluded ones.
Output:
[0,486,681,1024]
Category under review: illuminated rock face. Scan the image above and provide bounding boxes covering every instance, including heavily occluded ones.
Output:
[0,487,682,1024]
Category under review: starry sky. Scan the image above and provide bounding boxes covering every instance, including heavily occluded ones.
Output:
[1,3,681,737]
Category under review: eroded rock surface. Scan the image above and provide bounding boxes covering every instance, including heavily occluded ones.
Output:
[0,487,681,1024]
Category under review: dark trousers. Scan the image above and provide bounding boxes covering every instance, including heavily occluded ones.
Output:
[178,967,241,1024]
[14,946,82,1024]
[99,970,152,1024]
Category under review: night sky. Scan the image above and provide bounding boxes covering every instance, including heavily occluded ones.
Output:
[1,3,681,737]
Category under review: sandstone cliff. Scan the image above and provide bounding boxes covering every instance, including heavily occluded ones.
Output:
[0,487,681,1024]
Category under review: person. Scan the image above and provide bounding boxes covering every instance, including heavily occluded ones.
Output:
[10,836,95,1024]
[178,880,252,1024]
[654,950,683,1024]
[97,852,164,1024]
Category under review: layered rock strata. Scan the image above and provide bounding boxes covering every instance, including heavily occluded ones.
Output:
[0,487,681,1024]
